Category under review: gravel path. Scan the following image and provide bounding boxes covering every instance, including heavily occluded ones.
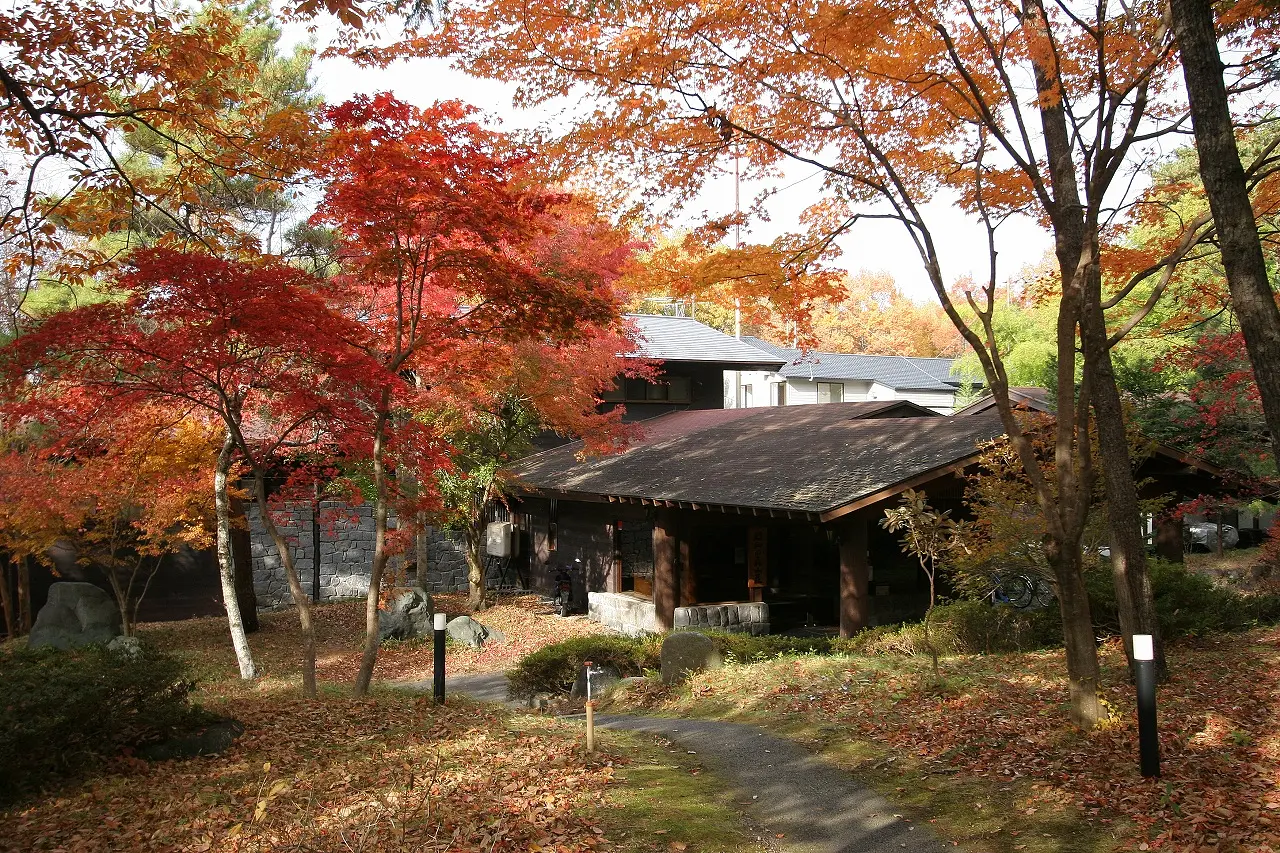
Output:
[425,673,948,853]
[597,715,950,853]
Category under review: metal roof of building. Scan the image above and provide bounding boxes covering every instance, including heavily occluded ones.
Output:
[509,404,1002,519]
[627,315,786,366]
[741,338,967,391]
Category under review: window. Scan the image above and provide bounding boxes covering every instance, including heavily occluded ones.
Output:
[601,376,692,403]
[770,383,787,406]
[816,381,844,403]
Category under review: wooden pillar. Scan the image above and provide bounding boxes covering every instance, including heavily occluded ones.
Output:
[747,526,767,602]
[678,526,697,606]
[653,510,677,631]
[1155,515,1184,563]
[608,522,622,593]
[838,513,871,638]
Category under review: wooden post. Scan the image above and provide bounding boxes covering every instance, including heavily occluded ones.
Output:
[838,513,871,638]
[653,510,677,631]
[678,531,697,606]
[747,526,767,603]
[1155,516,1184,563]
[609,522,622,593]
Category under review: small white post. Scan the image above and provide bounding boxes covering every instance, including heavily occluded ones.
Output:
[584,660,596,752]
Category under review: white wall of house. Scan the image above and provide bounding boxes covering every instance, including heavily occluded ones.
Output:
[726,371,957,413]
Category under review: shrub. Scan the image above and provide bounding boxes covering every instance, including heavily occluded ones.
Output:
[703,631,837,661]
[842,601,1061,658]
[506,634,661,700]
[0,641,213,805]
[1087,558,1280,639]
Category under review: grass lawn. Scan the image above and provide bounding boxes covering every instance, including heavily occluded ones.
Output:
[606,628,1280,853]
[0,594,769,853]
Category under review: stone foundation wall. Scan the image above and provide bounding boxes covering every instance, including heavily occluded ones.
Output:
[587,592,771,636]
[674,602,770,635]
[248,502,475,608]
[588,592,660,636]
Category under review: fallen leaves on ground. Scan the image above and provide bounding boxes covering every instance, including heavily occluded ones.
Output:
[0,692,621,853]
[140,593,608,696]
[615,627,1280,853]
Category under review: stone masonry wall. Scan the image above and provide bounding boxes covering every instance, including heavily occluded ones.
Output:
[248,502,474,608]
[587,592,772,636]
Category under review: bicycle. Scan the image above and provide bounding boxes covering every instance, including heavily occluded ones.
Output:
[990,573,1055,609]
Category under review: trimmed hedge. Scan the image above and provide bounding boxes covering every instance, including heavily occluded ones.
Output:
[843,600,1062,657]
[1086,558,1280,639]
[0,641,214,805]
[507,634,663,700]
[506,631,847,699]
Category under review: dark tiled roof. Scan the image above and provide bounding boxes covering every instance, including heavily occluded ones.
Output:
[627,315,785,366]
[952,387,1053,416]
[741,338,965,391]
[509,405,1003,518]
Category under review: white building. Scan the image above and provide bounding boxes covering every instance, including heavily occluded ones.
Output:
[726,338,975,414]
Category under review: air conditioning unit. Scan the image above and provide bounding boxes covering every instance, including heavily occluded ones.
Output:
[486,521,515,557]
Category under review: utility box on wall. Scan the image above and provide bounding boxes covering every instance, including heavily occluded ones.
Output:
[486,521,516,557]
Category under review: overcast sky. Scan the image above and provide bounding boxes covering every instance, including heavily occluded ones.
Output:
[286,21,1055,303]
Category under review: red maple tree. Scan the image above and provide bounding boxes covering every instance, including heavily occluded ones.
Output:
[313,93,630,695]
[1,248,379,694]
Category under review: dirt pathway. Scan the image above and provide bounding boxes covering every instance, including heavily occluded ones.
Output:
[432,675,949,853]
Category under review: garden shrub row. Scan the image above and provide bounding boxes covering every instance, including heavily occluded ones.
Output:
[0,641,213,805]
[1086,557,1280,638]
[508,561,1280,697]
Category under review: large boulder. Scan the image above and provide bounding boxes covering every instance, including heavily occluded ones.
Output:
[29,582,122,650]
[377,586,435,642]
[445,615,498,649]
[660,631,722,685]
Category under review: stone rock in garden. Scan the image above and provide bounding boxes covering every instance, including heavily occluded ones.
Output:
[28,582,122,650]
[483,625,506,645]
[445,615,494,648]
[660,631,722,685]
[139,718,245,762]
[377,586,434,642]
[571,662,622,699]
[107,635,143,658]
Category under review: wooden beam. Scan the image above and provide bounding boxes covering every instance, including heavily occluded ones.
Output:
[653,509,677,632]
[839,512,871,638]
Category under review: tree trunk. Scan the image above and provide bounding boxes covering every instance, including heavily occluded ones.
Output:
[353,406,391,697]
[215,431,257,680]
[1049,545,1104,728]
[1170,0,1280,463]
[1,558,15,639]
[251,468,317,698]
[1079,261,1167,679]
[465,524,488,611]
[924,568,939,681]
[17,556,30,634]
[1019,0,1109,728]
[230,496,259,633]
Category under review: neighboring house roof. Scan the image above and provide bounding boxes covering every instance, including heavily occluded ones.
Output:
[953,387,1233,479]
[952,387,1053,416]
[509,403,1003,521]
[740,337,971,392]
[627,315,785,367]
